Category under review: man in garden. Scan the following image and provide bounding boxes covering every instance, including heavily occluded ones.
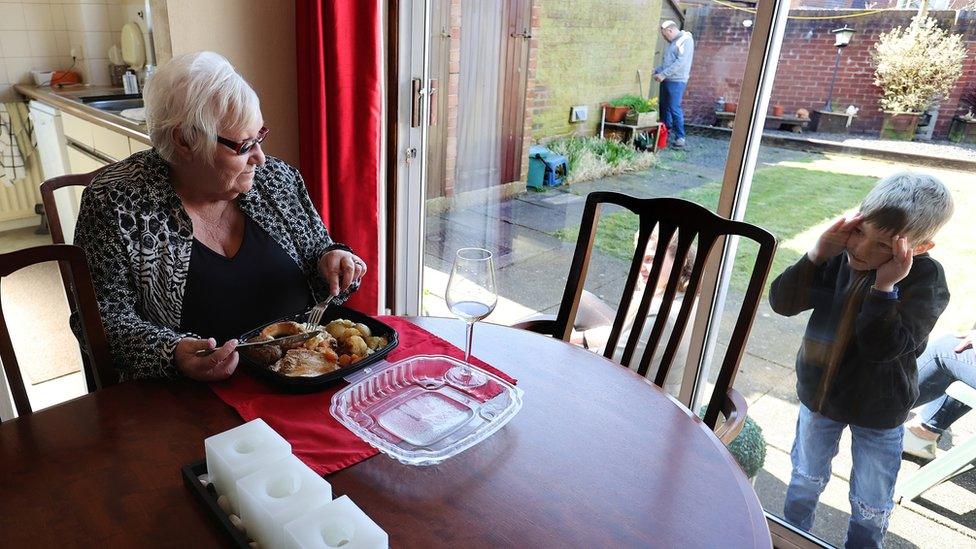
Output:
[654,20,694,149]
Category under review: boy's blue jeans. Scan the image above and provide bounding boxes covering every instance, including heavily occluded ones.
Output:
[784,404,903,549]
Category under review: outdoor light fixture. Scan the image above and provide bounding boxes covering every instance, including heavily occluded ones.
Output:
[832,26,856,47]
[824,26,856,111]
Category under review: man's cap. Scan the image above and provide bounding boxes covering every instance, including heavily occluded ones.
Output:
[661,20,679,30]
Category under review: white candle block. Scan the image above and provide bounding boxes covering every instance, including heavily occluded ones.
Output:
[237,454,334,549]
[282,495,388,549]
[204,418,291,514]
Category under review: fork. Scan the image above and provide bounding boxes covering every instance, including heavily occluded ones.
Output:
[305,295,334,330]
[306,280,362,329]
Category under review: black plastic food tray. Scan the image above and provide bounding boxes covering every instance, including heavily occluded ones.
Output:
[181,460,250,548]
[237,304,399,393]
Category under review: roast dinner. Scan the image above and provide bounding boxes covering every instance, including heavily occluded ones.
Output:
[241,319,389,377]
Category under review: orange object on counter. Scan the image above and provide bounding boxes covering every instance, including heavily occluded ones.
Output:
[50,71,81,87]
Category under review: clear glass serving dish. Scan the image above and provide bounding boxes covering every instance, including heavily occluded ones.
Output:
[330,354,523,466]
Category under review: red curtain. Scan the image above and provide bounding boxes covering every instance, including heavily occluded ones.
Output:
[296,0,382,313]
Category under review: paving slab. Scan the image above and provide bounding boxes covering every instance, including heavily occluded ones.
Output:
[491,245,629,313]
[425,214,565,269]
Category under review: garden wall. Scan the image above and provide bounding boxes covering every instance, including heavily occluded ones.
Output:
[683,8,976,138]
[528,0,663,141]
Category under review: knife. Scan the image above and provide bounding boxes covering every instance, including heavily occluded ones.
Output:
[193,330,323,357]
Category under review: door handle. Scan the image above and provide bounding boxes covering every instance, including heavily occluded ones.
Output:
[510,27,532,39]
[411,78,422,128]
[428,79,438,127]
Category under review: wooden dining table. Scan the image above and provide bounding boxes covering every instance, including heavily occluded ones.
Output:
[0,317,771,548]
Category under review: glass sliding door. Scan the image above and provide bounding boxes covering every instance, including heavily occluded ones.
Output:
[690,5,976,547]
[400,0,777,406]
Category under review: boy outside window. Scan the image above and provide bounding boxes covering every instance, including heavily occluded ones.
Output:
[769,172,954,548]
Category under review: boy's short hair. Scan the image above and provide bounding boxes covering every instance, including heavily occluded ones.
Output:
[858,172,954,245]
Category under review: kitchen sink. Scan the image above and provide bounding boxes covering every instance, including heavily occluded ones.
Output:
[78,94,143,113]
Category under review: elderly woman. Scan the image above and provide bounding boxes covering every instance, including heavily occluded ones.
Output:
[73,52,365,382]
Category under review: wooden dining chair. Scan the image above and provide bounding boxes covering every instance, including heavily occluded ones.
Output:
[40,168,105,245]
[515,193,777,443]
[0,244,116,418]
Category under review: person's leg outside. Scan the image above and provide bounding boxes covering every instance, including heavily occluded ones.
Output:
[916,333,976,431]
[663,80,687,144]
[846,422,903,548]
[784,404,846,531]
[658,82,673,136]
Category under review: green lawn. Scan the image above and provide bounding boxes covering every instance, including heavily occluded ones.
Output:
[553,164,878,292]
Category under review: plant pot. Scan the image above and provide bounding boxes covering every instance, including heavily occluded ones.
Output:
[771,105,784,117]
[602,104,629,123]
[880,111,921,141]
[625,110,659,126]
[724,101,738,113]
[810,110,854,134]
[948,116,976,144]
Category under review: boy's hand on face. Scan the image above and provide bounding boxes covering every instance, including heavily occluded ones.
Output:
[808,213,862,265]
[874,235,912,292]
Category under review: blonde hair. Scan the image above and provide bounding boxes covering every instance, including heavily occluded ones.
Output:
[144,51,261,165]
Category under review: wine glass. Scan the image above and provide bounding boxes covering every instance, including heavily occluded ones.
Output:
[445,247,497,388]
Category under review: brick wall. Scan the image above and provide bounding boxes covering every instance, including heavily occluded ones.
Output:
[529,0,664,141]
[684,8,976,138]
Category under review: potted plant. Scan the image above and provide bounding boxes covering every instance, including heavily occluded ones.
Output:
[949,86,976,144]
[614,94,659,126]
[699,408,767,482]
[603,97,633,123]
[729,416,766,482]
[873,16,966,140]
[770,105,784,117]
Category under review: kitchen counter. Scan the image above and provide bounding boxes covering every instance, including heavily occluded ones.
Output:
[14,84,150,145]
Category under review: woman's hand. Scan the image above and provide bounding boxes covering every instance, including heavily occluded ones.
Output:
[807,213,862,265]
[174,337,239,381]
[318,250,367,296]
[955,330,976,353]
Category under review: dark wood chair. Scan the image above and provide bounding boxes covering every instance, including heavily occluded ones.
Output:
[40,169,104,245]
[0,244,116,418]
[514,193,777,443]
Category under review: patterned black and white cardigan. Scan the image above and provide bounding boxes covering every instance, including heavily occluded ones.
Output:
[73,149,344,381]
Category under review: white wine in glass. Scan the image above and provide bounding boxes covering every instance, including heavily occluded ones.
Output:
[445,247,497,388]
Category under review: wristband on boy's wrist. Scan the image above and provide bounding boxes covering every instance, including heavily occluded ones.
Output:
[870,285,899,299]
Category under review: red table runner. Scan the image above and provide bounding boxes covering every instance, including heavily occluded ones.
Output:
[209,316,516,475]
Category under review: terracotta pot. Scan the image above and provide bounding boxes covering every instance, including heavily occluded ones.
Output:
[879,112,920,141]
[771,105,784,117]
[724,102,738,113]
[602,104,630,123]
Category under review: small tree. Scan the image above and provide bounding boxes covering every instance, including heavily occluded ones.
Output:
[872,16,967,113]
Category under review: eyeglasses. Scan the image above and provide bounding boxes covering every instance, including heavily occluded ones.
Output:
[216,126,269,155]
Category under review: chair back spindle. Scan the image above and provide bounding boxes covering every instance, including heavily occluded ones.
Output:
[540,193,777,437]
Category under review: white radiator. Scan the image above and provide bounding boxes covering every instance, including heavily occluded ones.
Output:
[0,101,43,227]
[0,174,42,223]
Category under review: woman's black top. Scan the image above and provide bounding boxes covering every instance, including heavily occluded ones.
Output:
[180,216,312,343]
